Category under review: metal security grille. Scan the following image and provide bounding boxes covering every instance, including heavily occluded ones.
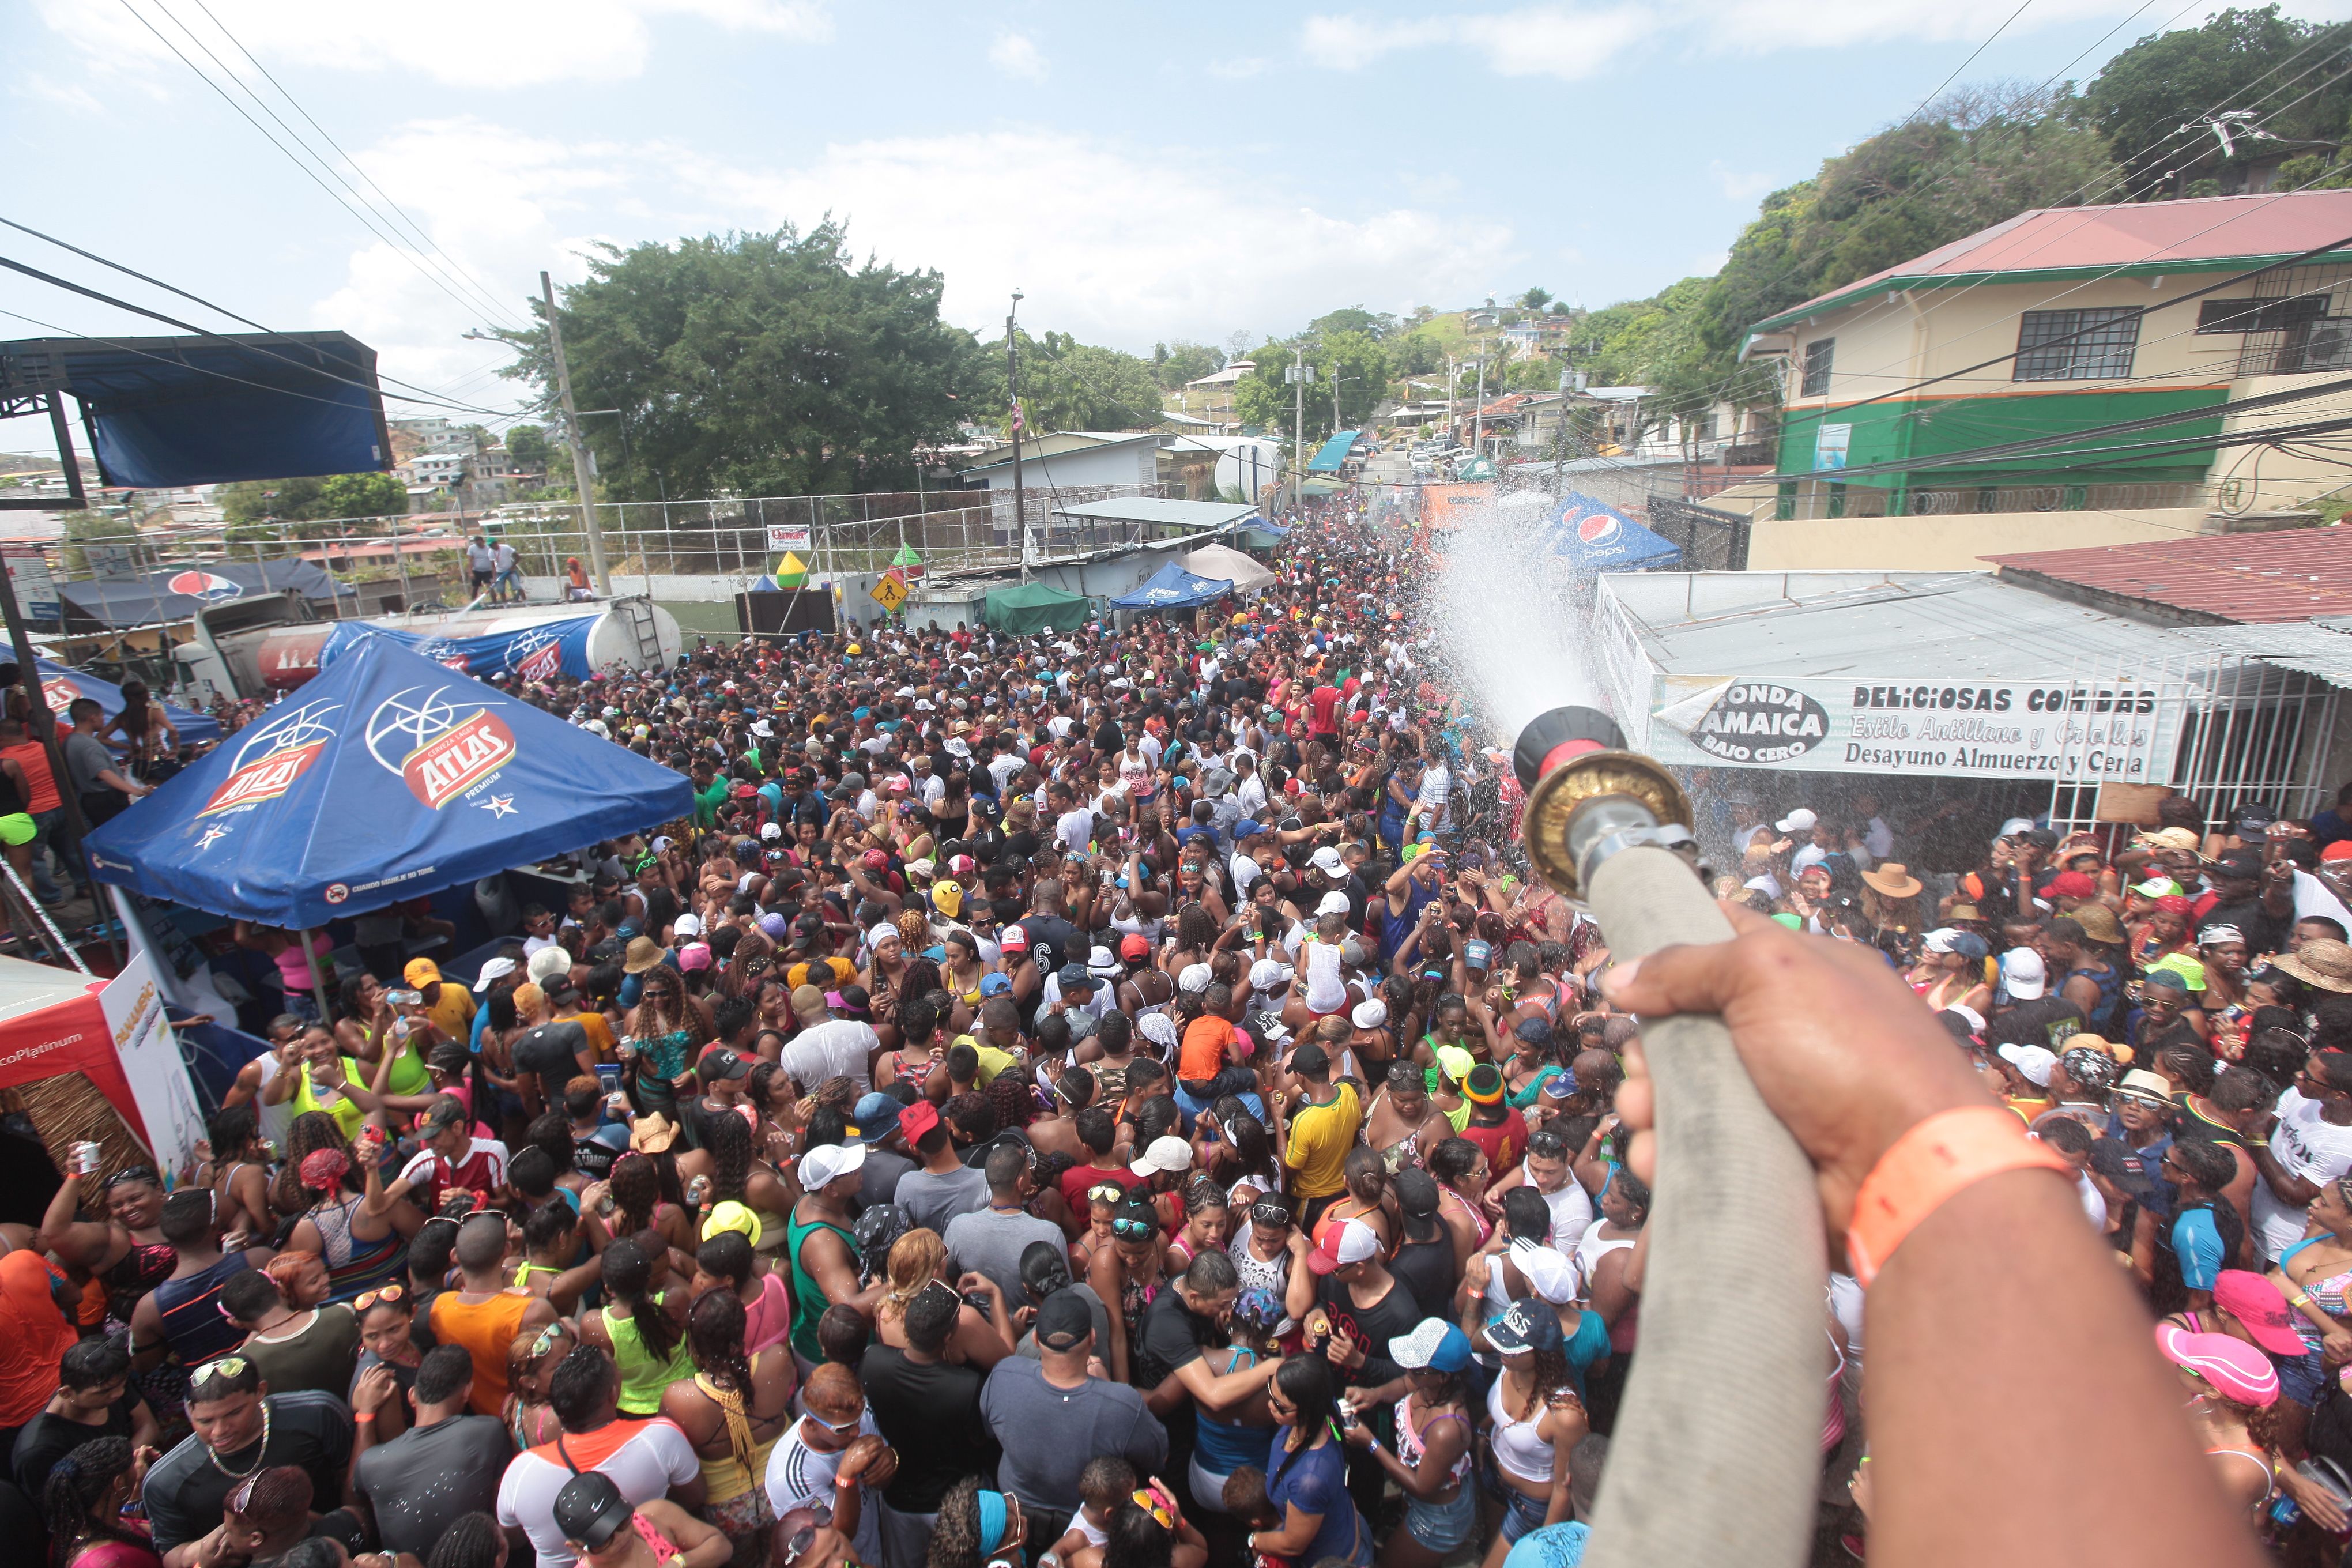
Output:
[2014,307,2142,381]
[1800,338,1835,397]
[2227,265,2352,376]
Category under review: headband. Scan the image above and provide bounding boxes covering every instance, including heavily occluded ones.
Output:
[976,1491,1009,1556]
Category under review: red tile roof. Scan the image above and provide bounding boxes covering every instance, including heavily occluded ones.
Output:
[1757,189,2352,331]
[1984,526,2352,623]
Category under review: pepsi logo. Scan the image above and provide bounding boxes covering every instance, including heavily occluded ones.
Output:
[166,570,244,601]
[1576,511,1621,545]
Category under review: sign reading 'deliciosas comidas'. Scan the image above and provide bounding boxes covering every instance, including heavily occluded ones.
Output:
[1644,677,2189,782]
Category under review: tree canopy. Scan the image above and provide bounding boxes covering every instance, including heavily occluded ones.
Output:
[1152,340,1225,389]
[970,330,1164,432]
[496,223,979,499]
[218,470,408,536]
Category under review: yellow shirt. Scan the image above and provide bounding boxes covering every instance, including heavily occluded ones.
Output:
[558,1009,618,1060]
[973,1044,1020,1085]
[1284,1081,1363,1199]
[427,984,477,1043]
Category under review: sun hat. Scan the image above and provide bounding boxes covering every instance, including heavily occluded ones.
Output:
[2154,1323,2279,1405]
[701,1200,763,1246]
[622,937,664,975]
[2071,904,2124,944]
[2278,938,2352,994]
[1860,862,1923,899]
[628,1113,680,1154]
[2115,1068,2173,1105]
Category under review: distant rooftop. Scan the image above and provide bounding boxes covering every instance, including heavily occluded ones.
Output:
[1985,527,2352,624]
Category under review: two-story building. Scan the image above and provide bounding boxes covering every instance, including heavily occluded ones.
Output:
[1728,190,2352,568]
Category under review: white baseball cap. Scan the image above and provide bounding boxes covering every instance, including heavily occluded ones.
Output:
[1776,808,1818,834]
[1996,1042,2057,1087]
[2002,947,2048,1000]
[673,913,703,938]
[1310,845,1347,877]
[1249,958,1293,991]
[1509,1238,1580,1305]
[798,1142,867,1189]
[472,956,517,993]
[1132,1134,1194,1177]
[760,823,783,841]
[1315,890,1352,918]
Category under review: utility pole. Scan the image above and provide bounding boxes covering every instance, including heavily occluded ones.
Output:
[1471,338,1489,462]
[1287,348,1314,502]
[540,271,611,597]
[1008,291,1027,582]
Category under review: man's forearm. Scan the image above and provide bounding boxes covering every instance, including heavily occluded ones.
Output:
[1867,1167,2262,1568]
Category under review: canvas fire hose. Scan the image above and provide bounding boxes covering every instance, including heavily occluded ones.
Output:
[1513,706,1825,1568]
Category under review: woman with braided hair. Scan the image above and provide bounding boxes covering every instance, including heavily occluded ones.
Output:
[926,1475,1027,1568]
[44,1436,157,1568]
[606,1149,697,1258]
[662,1287,797,1564]
[677,1108,793,1248]
[579,1236,693,1417]
[624,963,711,1122]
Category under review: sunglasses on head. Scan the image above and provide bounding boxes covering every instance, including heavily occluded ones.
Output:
[1111,1216,1156,1239]
[1088,1183,1127,1206]
[105,1165,159,1190]
[190,1355,249,1398]
[1526,1131,1567,1158]
[353,1284,406,1314]
[1250,1202,1292,1227]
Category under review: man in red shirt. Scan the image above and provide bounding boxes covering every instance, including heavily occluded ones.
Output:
[385,1097,510,1214]
[1306,682,1341,743]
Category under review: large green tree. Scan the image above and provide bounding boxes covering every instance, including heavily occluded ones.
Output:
[971,330,1166,431]
[2083,7,2352,198]
[218,470,408,537]
[1152,340,1226,389]
[496,224,980,498]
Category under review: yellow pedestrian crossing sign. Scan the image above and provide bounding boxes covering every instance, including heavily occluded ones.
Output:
[870,572,909,612]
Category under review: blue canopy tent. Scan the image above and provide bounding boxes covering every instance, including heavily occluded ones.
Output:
[1307,430,1360,474]
[84,632,692,930]
[56,559,352,633]
[36,659,220,745]
[1111,562,1233,612]
[315,613,604,682]
[0,333,390,496]
[1234,519,1288,551]
[1543,492,1682,572]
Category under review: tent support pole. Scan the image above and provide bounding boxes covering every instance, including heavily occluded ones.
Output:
[0,514,112,968]
[303,928,336,1026]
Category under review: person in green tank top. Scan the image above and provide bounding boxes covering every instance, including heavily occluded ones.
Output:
[579,1235,693,1414]
[787,1144,885,1369]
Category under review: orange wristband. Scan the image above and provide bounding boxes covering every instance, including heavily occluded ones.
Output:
[1845,1106,2072,1288]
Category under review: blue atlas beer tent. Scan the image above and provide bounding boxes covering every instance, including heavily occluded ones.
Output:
[36,660,221,745]
[1111,561,1233,612]
[1543,492,1682,572]
[83,632,692,930]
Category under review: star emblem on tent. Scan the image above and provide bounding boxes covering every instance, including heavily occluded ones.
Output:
[194,823,232,851]
[477,794,518,819]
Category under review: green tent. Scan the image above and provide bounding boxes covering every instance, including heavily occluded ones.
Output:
[984,581,1092,633]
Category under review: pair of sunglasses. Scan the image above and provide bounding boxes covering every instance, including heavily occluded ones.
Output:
[1110,1216,1156,1240]
[353,1284,406,1313]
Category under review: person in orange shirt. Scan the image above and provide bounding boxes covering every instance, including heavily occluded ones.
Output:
[430,1213,557,1416]
[1178,984,1256,1103]
[0,1247,76,1450]
[0,715,70,903]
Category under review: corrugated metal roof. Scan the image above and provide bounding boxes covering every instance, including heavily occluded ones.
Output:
[2165,620,2352,685]
[1747,189,2352,336]
[1984,527,2352,623]
[1603,570,2215,678]
[1052,497,1257,529]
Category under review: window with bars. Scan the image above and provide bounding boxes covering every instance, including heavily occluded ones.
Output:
[1800,337,1834,397]
[2014,307,2140,381]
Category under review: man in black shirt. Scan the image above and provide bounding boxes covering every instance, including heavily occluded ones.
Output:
[862,1280,998,1568]
[144,1358,353,1562]
[2198,849,2294,958]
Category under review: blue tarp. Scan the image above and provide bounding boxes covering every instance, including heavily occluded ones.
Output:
[0,333,391,490]
[1307,430,1360,474]
[36,659,221,745]
[1111,561,1234,611]
[317,614,601,683]
[57,559,351,632]
[1543,492,1682,572]
[84,632,692,928]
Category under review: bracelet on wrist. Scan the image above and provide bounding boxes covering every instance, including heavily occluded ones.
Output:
[1845,1105,2072,1288]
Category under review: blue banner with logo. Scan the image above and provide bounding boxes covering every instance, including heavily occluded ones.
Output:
[1543,492,1680,572]
[318,615,600,684]
[82,632,691,928]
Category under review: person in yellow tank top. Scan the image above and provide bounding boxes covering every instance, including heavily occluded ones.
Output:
[263,1027,383,1142]
[661,1288,801,1561]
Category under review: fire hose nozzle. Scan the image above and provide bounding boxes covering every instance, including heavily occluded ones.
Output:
[1514,704,1697,899]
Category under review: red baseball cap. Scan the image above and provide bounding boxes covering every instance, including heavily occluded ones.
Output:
[1000,926,1030,953]
[2324,840,2352,863]
[1120,933,1150,961]
[898,1100,941,1144]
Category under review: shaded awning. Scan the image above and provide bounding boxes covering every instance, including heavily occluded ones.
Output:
[56,559,350,632]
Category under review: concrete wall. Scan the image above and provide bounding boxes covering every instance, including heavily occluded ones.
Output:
[1739,503,2218,571]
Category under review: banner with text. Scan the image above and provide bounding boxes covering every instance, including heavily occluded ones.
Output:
[766,523,813,552]
[1645,674,2189,783]
[99,951,209,1181]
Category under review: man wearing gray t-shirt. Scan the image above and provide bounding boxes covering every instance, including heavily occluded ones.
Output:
[943,1144,1065,1301]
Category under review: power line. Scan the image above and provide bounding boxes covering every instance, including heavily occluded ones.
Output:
[173,0,525,332]
[0,250,514,417]
[108,0,521,335]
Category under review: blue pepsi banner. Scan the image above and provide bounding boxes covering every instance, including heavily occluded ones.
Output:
[318,615,598,683]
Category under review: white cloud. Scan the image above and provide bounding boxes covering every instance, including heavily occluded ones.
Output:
[35,0,832,89]
[301,118,1522,402]
[1710,162,1778,201]
[1302,0,2173,77]
[1208,56,1269,80]
[989,32,1047,81]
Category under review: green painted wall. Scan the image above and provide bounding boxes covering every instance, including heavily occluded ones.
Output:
[1778,386,2229,487]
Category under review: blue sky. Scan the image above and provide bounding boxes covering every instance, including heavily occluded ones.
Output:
[7,0,2349,445]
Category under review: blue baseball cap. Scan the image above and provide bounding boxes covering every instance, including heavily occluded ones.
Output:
[1389,1318,1473,1373]
[1232,819,1266,840]
[980,973,1013,997]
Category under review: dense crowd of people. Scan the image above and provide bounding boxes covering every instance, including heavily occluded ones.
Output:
[3,503,2351,1568]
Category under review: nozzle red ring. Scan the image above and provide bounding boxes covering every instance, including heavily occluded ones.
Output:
[1537,738,1607,778]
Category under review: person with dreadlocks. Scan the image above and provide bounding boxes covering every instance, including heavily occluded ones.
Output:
[43,1435,156,1568]
[580,1237,694,1419]
[662,1288,798,1564]
[604,1150,697,1260]
[678,1108,794,1252]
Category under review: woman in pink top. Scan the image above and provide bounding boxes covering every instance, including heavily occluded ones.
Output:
[691,1229,794,1356]
[236,922,334,1017]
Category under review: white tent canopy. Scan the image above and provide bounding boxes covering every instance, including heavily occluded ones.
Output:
[1183,542,1275,594]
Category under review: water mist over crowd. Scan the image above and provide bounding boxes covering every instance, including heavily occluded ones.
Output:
[1424,489,1606,743]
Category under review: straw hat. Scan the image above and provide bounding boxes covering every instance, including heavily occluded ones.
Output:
[2277,938,2352,994]
[622,937,665,975]
[628,1113,680,1154]
[1860,862,1923,899]
[2070,904,2124,945]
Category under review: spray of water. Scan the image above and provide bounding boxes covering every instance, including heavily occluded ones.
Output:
[1426,489,1603,741]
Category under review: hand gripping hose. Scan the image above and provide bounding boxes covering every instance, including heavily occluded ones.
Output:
[1513,710,1827,1568]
